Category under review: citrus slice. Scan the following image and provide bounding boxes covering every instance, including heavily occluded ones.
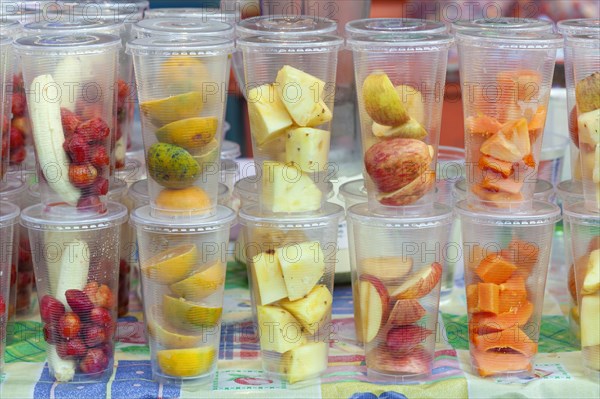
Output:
[169,261,225,301]
[147,310,204,349]
[163,295,222,332]
[157,346,215,377]
[142,244,198,285]
[140,92,203,126]
[155,186,211,217]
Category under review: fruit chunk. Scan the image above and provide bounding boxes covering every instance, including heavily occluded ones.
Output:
[140,92,203,126]
[285,127,330,172]
[279,285,332,332]
[275,65,327,127]
[155,117,218,152]
[390,262,442,300]
[147,143,200,189]
[577,109,600,146]
[169,261,225,301]
[475,254,517,284]
[276,241,325,301]
[372,118,427,140]
[480,175,524,194]
[157,346,215,377]
[583,345,600,371]
[161,56,209,92]
[466,114,502,135]
[581,293,600,347]
[476,283,500,314]
[251,250,288,305]
[386,299,426,326]
[305,99,333,127]
[473,328,537,357]
[155,186,211,216]
[582,249,600,295]
[480,118,531,163]
[362,72,409,126]
[499,275,528,313]
[528,106,547,141]
[470,301,534,334]
[359,275,390,343]
[471,349,532,377]
[247,84,293,145]
[280,342,328,383]
[395,85,425,124]
[478,155,513,178]
[471,184,524,206]
[367,345,432,375]
[162,295,222,332]
[147,310,203,349]
[191,139,219,169]
[261,161,322,213]
[576,72,600,113]
[256,305,306,353]
[497,69,541,102]
[359,256,413,286]
[386,325,433,353]
[142,244,198,285]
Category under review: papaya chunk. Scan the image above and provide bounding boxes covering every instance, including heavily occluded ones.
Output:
[466,114,502,135]
[475,254,517,284]
[470,301,534,334]
[471,349,533,377]
[497,69,542,102]
[481,175,524,194]
[467,284,479,313]
[477,283,500,314]
[473,328,538,358]
[528,106,546,142]
[504,239,539,271]
[471,184,524,207]
[478,155,514,178]
[499,275,528,313]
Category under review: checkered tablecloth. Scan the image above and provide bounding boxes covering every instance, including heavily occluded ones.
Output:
[2,240,599,399]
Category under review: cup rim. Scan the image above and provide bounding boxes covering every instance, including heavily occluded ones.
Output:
[127,35,234,55]
[220,140,241,160]
[557,18,600,36]
[237,34,343,52]
[14,33,121,55]
[338,179,367,204]
[347,201,453,227]
[564,201,600,224]
[108,177,128,201]
[0,34,13,46]
[556,179,584,200]
[237,15,337,38]
[455,30,563,49]
[132,17,234,39]
[144,7,240,23]
[238,202,344,227]
[565,33,600,48]
[0,20,22,38]
[23,18,124,35]
[346,32,454,51]
[345,18,448,37]
[0,201,20,227]
[128,179,148,205]
[0,174,28,204]
[455,199,561,225]
[131,204,236,232]
[452,17,554,33]
[20,201,128,230]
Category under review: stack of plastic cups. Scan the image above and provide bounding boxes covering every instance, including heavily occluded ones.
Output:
[559,19,600,378]
[237,27,344,384]
[0,202,19,376]
[454,26,563,378]
[346,23,454,382]
[15,33,128,383]
[557,19,600,186]
[127,36,236,385]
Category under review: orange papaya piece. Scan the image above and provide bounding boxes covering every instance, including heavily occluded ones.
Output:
[522,153,536,168]
[499,275,528,313]
[477,283,500,314]
[504,239,539,271]
[475,254,517,284]
[528,106,546,142]
[497,69,542,103]
[478,154,514,178]
[481,175,524,194]
[471,349,533,377]
[471,184,524,207]
[470,301,534,334]
[466,114,502,135]
[472,328,538,358]
[467,284,479,313]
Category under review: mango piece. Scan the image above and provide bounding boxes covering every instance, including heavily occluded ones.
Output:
[155,117,218,152]
[475,254,517,284]
[140,92,203,126]
[169,261,225,301]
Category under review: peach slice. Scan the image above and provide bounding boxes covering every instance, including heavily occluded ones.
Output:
[390,262,442,300]
[475,254,517,284]
[359,256,413,287]
[466,114,502,135]
[386,299,426,326]
[358,274,391,343]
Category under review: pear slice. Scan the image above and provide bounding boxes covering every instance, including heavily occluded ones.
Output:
[362,72,409,126]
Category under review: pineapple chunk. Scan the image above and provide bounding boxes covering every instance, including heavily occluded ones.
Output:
[480,118,530,163]
[248,84,293,145]
[275,65,326,127]
[578,109,600,146]
[281,342,328,383]
[279,285,332,332]
[581,293,600,347]
[252,251,289,305]
[257,305,306,353]
[261,161,322,212]
[285,127,331,172]
[277,241,325,301]
[306,99,332,127]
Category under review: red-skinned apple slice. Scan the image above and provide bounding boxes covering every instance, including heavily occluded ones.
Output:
[390,262,442,300]
[358,274,391,343]
[367,344,432,375]
[386,325,433,353]
[386,299,426,326]
[359,256,413,286]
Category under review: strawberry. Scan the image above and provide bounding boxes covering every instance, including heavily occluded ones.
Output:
[63,134,89,164]
[11,92,26,117]
[61,108,81,137]
[76,117,110,143]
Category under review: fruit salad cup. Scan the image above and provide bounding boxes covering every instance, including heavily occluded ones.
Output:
[131,205,235,384]
[455,30,562,211]
[14,33,120,215]
[238,34,342,214]
[238,202,343,384]
[347,33,453,211]
[564,203,600,377]
[456,200,560,378]
[128,36,234,219]
[0,33,13,180]
[20,202,127,382]
[347,203,452,381]
[561,24,600,213]
[0,201,18,375]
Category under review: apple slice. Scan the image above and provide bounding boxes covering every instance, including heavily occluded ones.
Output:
[581,293,600,347]
[358,274,390,343]
[390,262,442,300]
[386,299,426,326]
[367,344,432,375]
[359,256,413,286]
[582,249,600,295]
[386,325,433,353]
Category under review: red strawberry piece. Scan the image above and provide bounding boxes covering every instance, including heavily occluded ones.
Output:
[9,126,24,148]
[61,108,81,137]
[63,134,89,164]
[88,177,109,196]
[11,93,26,117]
[77,195,105,213]
[75,117,110,143]
[90,145,110,169]
[65,289,94,317]
[9,146,26,164]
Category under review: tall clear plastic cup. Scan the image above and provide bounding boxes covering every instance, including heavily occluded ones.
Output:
[0,35,13,180]
[0,201,19,375]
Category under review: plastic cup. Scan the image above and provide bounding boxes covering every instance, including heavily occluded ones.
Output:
[347,33,453,211]
[127,36,234,219]
[238,202,343,384]
[561,26,600,212]
[115,157,144,186]
[456,200,560,378]
[132,17,235,40]
[131,205,235,384]
[347,203,452,381]
[0,201,19,376]
[456,30,562,211]
[563,203,600,377]
[437,146,466,204]
[454,178,555,203]
[345,18,448,37]
[0,34,13,180]
[126,178,148,302]
[143,7,241,24]
[14,33,120,215]
[538,134,569,188]
[20,202,127,382]
[451,17,554,34]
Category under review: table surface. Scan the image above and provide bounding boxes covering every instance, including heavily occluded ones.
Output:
[1,230,599,399]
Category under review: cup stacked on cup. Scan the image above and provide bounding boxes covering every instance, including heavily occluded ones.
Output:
[236,17,345,384]
[453,20,563,378]
[344,19,454,382]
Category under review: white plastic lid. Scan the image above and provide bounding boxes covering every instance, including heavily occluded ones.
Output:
[338,179,367,204]
[237,15,336,38]
[239,201,343,228]
[132,17,234,39]
[0,20,22,38]
[347,202,453,228]
[455,30,563,49]
[557,18,600,36]
[220,140,241,160]
[131,204,236,233]
[14,33,121,55]
[127,35,234,56]
[0,175,27,205]
[346,18,447,37]
[452,18,554,33]
[456,199,561,225]
[0,201,20,227]
[347,33,454,52]
[20,201,128,230]
[23,18,123,35]
[144,8,241,24]
[564,201,600,226]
